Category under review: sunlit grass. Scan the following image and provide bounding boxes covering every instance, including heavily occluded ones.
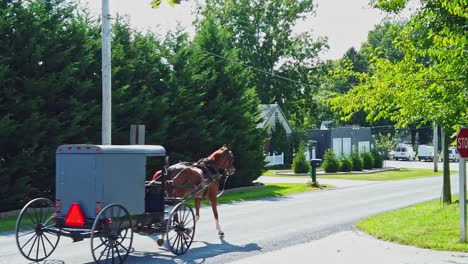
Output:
[188,183,328,207]
[264,169,456,181]
[358,196,468,252]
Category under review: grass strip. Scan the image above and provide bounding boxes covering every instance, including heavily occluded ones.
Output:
[265,168,457,181]
[357,196,468,252]
[192,183,325,207]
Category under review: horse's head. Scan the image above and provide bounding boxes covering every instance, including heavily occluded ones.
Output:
[209,145,235,176]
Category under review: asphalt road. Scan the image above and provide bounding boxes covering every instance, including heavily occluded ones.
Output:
[0,171,461,264]
[384,159,460,171]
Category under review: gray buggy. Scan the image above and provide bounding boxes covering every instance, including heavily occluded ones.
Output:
[15,144,196,263]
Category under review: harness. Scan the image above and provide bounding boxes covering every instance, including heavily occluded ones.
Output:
[165,158,226,200]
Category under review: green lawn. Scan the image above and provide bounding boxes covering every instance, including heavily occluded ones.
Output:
[357,196,468,252]
[264,168,456,181]
[191,183,326,207]
[0,215,18,232]
[1,183,323,233]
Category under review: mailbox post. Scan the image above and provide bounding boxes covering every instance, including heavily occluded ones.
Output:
[310,159,322,182]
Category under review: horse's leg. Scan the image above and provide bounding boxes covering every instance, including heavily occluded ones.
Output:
[208,185,224,236]
[195,198,201,222]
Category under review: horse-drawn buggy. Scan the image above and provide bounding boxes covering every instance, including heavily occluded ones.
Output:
[15,144,235,263]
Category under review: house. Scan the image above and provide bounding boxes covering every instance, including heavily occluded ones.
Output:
[258,104,293,136]
[258,104,293,166]
[307,126,372,159]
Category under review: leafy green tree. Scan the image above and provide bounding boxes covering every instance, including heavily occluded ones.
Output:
[329,0,467,203]
[151,0,184,8]
[375,133,397,159]
[200,0,328,127]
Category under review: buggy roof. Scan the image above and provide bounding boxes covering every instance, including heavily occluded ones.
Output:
[56,144,166,156]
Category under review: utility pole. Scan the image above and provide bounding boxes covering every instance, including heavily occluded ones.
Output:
[434,122,438,172]
[102,0,112,145]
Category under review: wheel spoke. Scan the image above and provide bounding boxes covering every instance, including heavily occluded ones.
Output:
[175,234,181,254]
[97,239,109,262]
[105,244,111,263]
[35,234,40,260]
[28,211,37,225]
[115,240,128,253]
[40,235,47,259]
[43,215,54,226]
[18,230,36,238]
[43,230,59,237]
[32,208,40,224]
[20,233,37,250]
[168,231,177,243]
[179,234,185,254]
[42,230,55,248]
[27,235,38,257]
[111,244,115,264]
[116,244,123,262]
[182,232,190,248]
[93,240,107,251]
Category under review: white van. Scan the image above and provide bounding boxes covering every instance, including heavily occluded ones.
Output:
[417,145,435,162]
[394,144,416,161]
[448,147,460,162]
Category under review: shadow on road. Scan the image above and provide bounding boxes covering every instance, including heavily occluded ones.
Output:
[126,237,262,263]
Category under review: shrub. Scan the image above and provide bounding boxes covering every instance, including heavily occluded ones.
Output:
[351,149,364,171]
[323,149,340,173]
[292,145,311,173]
[339,156,353,172]
[371,148,384,168]
[362,151,374,169]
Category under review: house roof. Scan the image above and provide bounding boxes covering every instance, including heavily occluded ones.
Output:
[258,104,293,133]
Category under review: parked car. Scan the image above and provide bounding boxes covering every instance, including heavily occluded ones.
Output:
[417,145,435,162]
[393,144,416,161]
[448,147,460,162]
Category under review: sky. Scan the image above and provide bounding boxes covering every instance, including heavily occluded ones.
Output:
[82,0,400,61]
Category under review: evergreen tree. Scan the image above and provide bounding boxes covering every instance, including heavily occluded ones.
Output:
[0,0,101,211]
[181,17,265,187]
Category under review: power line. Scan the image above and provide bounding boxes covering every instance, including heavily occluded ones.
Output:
[195,47,314,88]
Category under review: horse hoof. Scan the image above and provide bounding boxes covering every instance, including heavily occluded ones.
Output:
[157,238,164,246]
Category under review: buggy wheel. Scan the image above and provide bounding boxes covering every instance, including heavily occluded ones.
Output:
[15,198,60,262]
[166,203,196,255]
[91,204,133,264]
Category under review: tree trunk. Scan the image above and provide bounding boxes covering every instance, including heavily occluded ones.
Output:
[441,127,451,204]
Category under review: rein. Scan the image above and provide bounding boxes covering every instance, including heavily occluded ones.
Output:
[217,175,229,198]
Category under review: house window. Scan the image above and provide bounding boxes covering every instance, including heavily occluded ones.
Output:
[275,111,279,123]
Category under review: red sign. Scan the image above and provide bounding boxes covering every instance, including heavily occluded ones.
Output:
[457,128,468,159]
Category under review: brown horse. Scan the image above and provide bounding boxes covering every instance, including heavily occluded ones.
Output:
[152,145,235,236]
